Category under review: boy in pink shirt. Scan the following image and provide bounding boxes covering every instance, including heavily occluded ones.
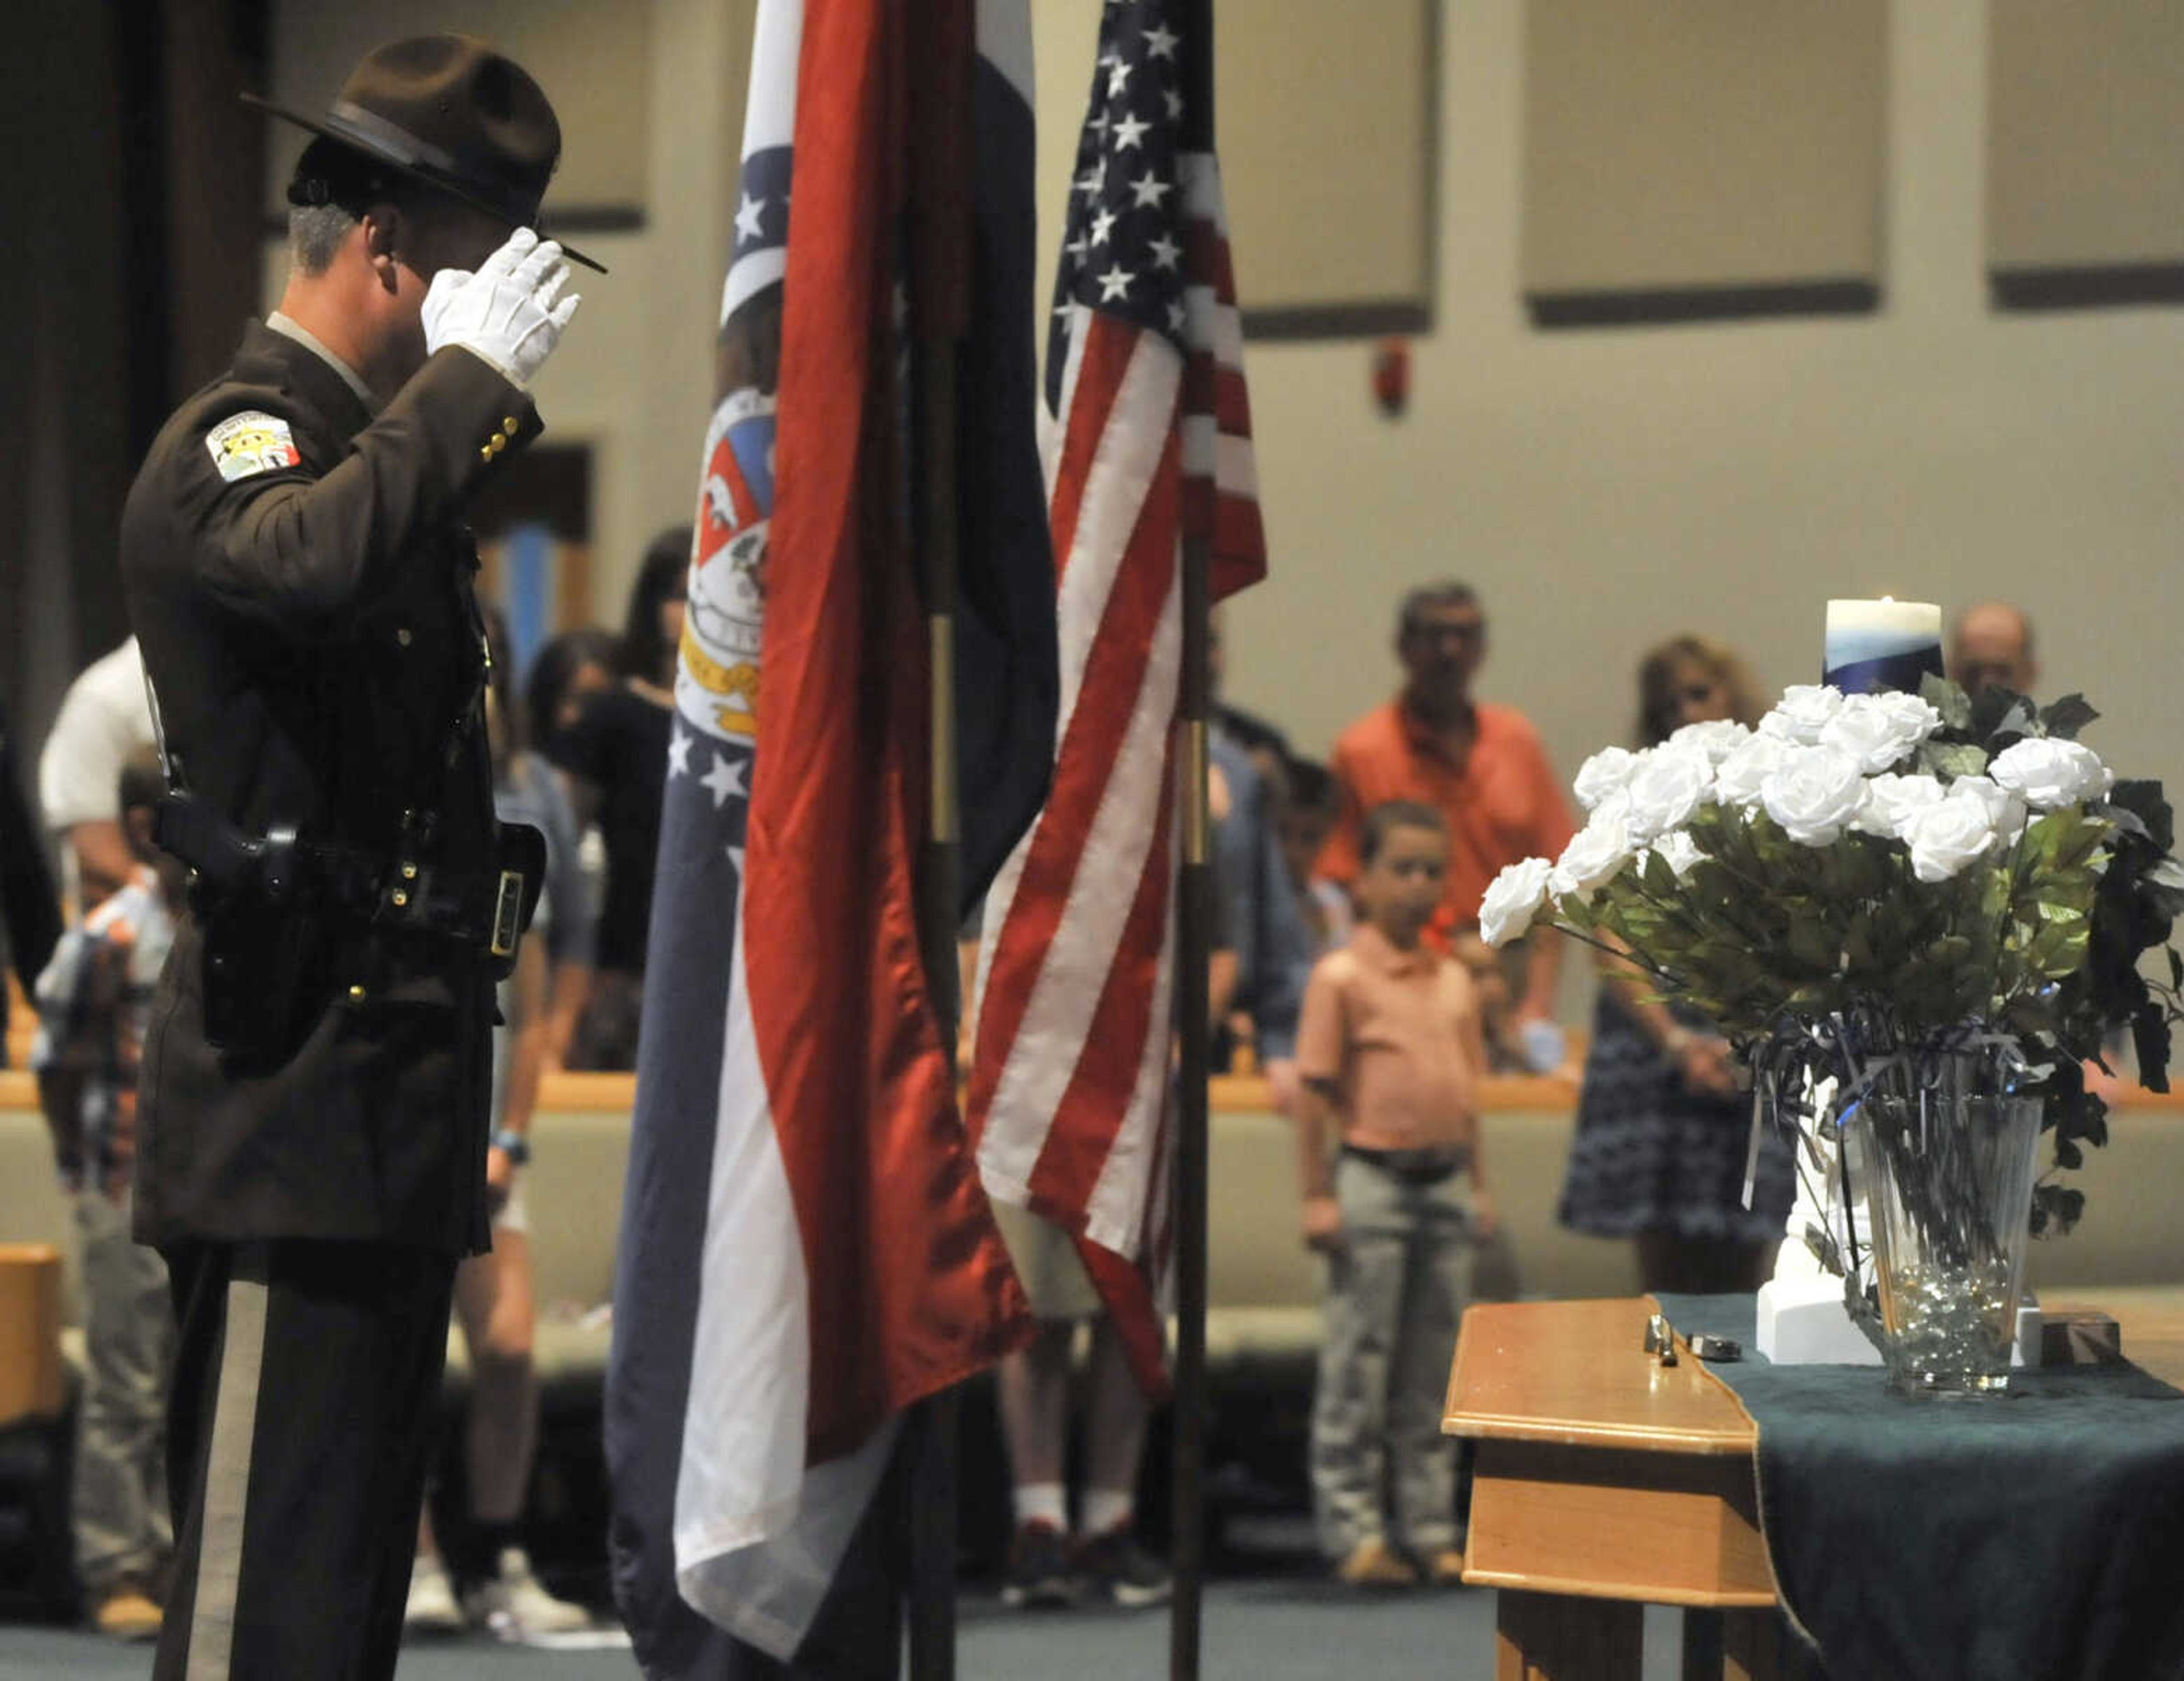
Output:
[1295,801,1498,1586]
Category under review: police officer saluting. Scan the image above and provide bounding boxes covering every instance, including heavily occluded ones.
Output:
[118,36,590,1675]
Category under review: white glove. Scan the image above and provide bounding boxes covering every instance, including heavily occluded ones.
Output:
[421,227,580,388]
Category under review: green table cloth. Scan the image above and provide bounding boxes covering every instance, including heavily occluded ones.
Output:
[1652,1292,2184,1681]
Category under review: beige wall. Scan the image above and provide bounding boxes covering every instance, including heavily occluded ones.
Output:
[266,0,2183,884]
[1202,0,2183,821]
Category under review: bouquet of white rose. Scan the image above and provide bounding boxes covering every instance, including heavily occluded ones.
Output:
[1481,677,2184,1239]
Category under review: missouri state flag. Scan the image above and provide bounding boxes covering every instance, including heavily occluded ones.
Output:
[605,0,1055,1668]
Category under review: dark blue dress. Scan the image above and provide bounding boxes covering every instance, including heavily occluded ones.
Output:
[1557,992,1796,1243]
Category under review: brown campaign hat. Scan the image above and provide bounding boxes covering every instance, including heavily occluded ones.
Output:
[248,33,605,274]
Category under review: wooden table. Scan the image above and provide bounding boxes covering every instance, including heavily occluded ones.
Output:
[1443,1291,2184,1680]
[1442,1297,1793,1681]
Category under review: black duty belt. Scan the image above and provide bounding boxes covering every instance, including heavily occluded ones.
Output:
[154,790,538,964]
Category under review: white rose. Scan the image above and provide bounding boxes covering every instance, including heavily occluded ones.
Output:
[1549,809,1636,902]
[1901,795,2000,883]
[1820,691,1942,774]
[1760,745,1868,846]
[1714,732,1795,809]
[1988,737,2115,810]
[1948,773,2029,844]
[1479,856,1554,947]
[1667,719,1752,765]
[1650,829,1706,877]
[1573,746,1640,813]
[1758,684,1846,746]
[1852,772,1947,839]
[1621,746,1714,841]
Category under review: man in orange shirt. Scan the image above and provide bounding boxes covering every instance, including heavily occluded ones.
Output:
[1314,581,1575,1039]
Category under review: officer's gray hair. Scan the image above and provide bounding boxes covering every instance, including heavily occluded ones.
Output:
[288,202,360,277]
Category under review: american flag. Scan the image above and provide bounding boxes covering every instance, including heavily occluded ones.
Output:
[967,0,1264,1390]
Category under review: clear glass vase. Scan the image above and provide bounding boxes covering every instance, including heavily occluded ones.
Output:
[1845,1077,2042,1396]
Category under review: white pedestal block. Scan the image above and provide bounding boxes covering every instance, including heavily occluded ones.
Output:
[1755,1278,2045,1367]
[1755,1276,1882,1365]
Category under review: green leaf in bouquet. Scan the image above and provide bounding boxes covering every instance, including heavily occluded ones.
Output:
[2108,780,2176,854]
[1784,916,1840,974]
[1968,682,2035,744]
[1920,741,1989,780]
[2038,694,2100,740]
[2025,922,2091,980]
[2032,1183,2085,1239]
[1921,672,1972,732]
[1842,835,1893,901]
[1785,979,1845,1015]
[2004,996,2052,1037]
[2033,810,2111,875]
[2101,802,2151,843]
[2146,876,2184,922]
[1554,891,1598,932]
[2133,1000,2172,1094]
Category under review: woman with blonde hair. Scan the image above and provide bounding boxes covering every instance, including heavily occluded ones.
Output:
[1557,633,1796,1294]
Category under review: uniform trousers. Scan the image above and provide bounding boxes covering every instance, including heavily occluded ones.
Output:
[154,1236,455,1679]
[1310,1150,1477,1561]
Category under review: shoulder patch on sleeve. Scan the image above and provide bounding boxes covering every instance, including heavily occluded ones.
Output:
[204,411,301,482]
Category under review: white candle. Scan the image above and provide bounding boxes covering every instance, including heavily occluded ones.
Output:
[1823,598,1943,693]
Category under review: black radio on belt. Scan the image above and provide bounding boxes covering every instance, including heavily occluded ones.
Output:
[486,821,545,978]
[374,811,544,979]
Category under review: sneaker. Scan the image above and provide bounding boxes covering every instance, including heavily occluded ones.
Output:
[1334,1537,1418,1588]
[466,1546,594,1641]
[1000,1519,1078,1608]
[90,1581,163,1641]
[1073,1522,1172,1608]
[403,1551,465,1636]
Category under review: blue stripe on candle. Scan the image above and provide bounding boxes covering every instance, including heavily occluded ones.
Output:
[1822,647,1946,696]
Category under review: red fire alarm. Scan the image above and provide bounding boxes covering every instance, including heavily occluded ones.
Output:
[1371,338,1410,418]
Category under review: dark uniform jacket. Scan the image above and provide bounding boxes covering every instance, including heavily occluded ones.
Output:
[119,321,540,1255]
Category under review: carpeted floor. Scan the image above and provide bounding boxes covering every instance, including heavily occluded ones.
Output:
[0,1580,1689,1679]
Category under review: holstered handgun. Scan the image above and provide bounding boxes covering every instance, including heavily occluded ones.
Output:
[197,891,324,1061]
[156,793,322,1058]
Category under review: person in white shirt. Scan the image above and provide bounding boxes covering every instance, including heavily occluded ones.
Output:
[38,638,158,916]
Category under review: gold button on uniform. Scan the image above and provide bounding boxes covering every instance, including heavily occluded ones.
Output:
[502,416,519,433]
[348,984,367,1002]
[479,445,494,462]
[391,889,410,908]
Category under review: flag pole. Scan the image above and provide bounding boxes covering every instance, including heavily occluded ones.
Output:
[905,2,975,1668]
[1170,529,1214,1681]
[1172,5,1219,1674]
[908,331,965,1681]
